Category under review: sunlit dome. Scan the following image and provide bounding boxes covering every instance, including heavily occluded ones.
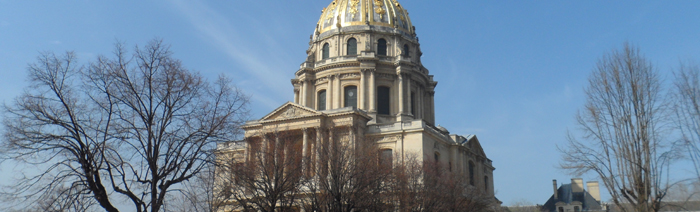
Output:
[315,0,414,36]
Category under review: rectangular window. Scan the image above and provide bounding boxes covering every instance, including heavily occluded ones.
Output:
[469,162,475,186]
[380,149,393,167]
[317,90,326,110]
[344,86,357,108]
[410,92,415,115]
[484,176,489,191]
[377,86,390,115]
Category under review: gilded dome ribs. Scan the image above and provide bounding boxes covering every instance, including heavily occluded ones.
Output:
[315,0,413,35]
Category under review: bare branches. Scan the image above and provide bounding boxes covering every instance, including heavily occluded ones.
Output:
[216,131,305,212]
[560,43,673,212]
[215,126,498,212]
[1,39,249,212]
[673,62,700,180]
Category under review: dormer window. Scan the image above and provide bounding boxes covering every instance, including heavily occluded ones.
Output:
[347,38,357,56]
[322,43,330,59]
[377,39,387,56]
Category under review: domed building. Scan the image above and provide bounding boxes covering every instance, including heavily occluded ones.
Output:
[217,0,497,210]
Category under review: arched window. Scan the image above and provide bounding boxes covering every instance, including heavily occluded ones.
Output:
[322,43,330,60]
[558,207,564,212]
[317,90,327,110]
[377,39,387,56]
[574,206,580,212]
[380,149,393,167]
[403,44,410,57]
[344,86,357,108]
[469,161,475,186]
[377,86,390,115]
[347,38,357,56]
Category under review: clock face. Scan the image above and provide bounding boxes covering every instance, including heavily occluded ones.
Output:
[349,91,354,97]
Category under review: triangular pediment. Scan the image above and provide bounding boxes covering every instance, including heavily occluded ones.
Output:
[260,102,322,121]
[465,135,487,158]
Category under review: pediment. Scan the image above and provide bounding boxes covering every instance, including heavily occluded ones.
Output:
[465,135,487,158]
[260,102,322,121]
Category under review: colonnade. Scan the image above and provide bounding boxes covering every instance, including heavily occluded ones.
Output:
[293,69,436,124]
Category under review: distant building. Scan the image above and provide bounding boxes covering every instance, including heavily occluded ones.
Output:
[542,178,604,212]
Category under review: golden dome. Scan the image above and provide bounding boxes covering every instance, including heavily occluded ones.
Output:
[315,0,414,35]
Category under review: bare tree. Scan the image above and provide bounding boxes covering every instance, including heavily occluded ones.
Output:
[559,43,674,212]
[673,62,700,180]
[392,154,496,212]
[216,131,306,212]
[1,39,249,212]
[21,184,98,212]
[168,164,220,212]
[303,127,392,212]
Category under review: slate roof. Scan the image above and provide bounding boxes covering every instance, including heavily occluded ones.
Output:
[542,183,603,212]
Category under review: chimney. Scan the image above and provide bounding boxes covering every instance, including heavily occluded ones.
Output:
[587,181,601,202]
[571,178,584,193]
[553,179,558,199]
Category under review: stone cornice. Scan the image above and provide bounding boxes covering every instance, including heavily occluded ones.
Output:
[313,61,360,73]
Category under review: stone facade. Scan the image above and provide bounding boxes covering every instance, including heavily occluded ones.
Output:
[217,0,497,207]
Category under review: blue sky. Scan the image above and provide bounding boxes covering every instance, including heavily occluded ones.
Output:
[2,0,700,207]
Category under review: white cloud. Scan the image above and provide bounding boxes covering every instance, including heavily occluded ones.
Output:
[170,0,291,104]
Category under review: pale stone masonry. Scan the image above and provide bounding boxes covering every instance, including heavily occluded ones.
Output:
[218,0,497,207]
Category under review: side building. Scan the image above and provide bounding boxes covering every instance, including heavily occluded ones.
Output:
[543,178,604,212]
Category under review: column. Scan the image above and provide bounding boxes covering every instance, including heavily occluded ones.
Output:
[417,87,423,119]
[274,134,281,164]
[359,70,366,110]
[429,90,435,124]
[302,128,309,171]
[315,127,322,175]
[327,77,334,110]
[416,87,425,119]
[294,88,299,104]
[369,70,376,112]
[301,80,307,106]
[406,74,412,116]
[397,72,404,115]
[335,74,341,108]
[350,126,356,152]
[261,134,269,163]
[328,128,335,175]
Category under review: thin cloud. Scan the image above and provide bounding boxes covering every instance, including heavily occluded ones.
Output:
[171,0,291,109]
